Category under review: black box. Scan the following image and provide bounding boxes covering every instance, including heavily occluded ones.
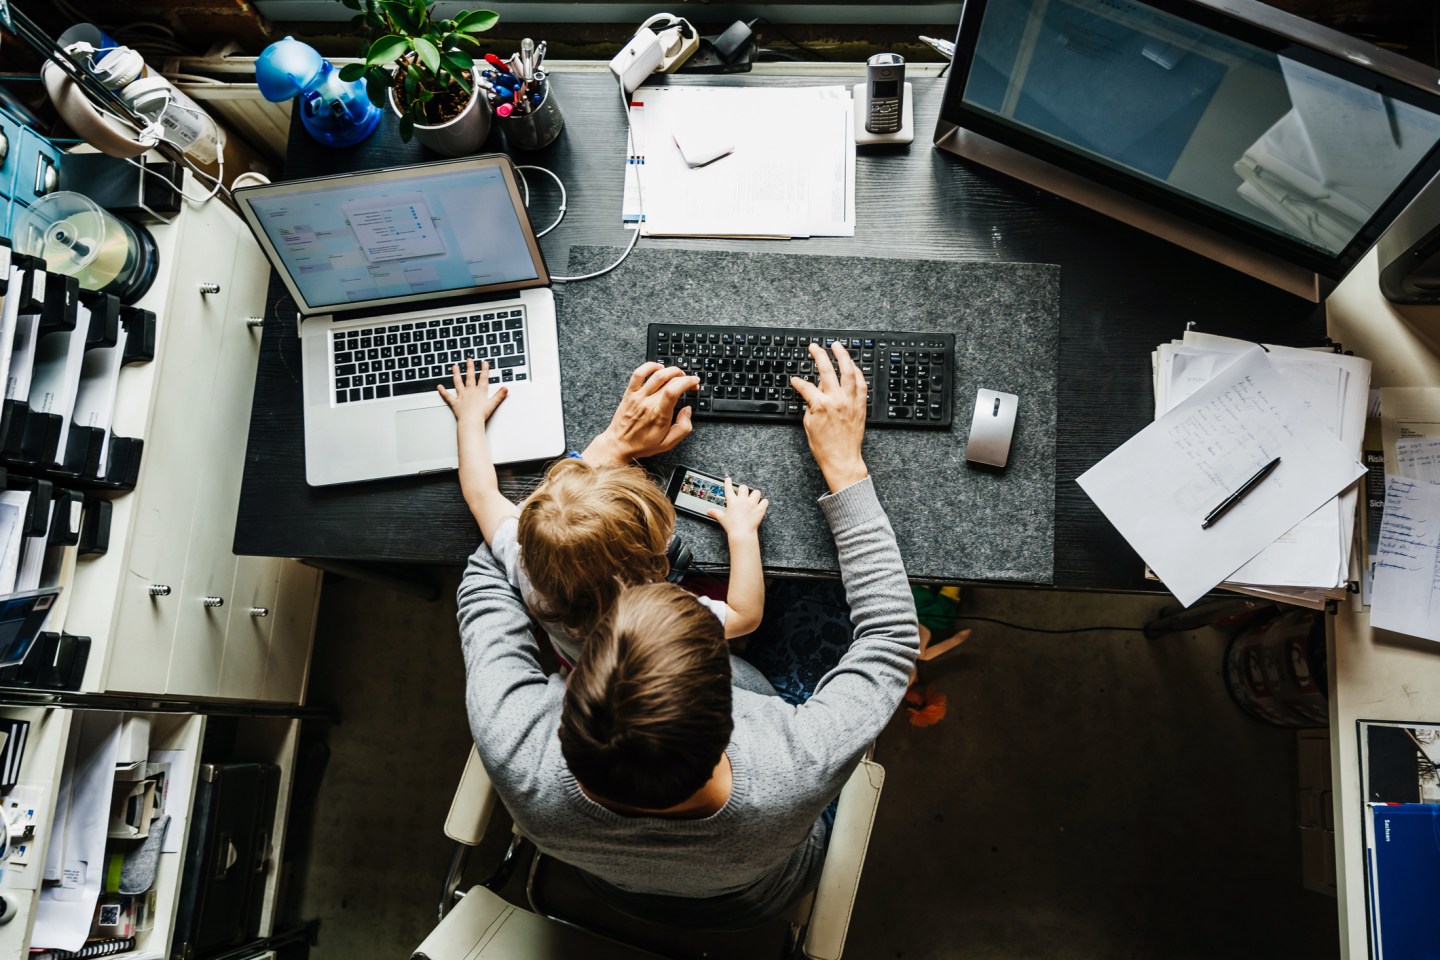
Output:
[172,763,281,960]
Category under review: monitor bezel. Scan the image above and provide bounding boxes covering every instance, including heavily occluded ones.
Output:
[232,153,550,316]
[937,0,1440,285]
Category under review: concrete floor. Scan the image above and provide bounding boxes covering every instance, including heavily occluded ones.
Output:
[285,571,1338,959]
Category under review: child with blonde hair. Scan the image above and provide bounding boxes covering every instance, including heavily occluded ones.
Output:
[439,358,767,663]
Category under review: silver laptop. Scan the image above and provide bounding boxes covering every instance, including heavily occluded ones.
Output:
[234,155,565,486]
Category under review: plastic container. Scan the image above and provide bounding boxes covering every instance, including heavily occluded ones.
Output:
[498,80,563,151]
[256,36,381,148]
[15,191,158,304]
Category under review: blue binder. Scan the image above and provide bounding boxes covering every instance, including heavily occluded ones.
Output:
[1366,802,1440,959]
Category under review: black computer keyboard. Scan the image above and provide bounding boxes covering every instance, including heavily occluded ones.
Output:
[331,307,528,404]
[646,323,954,428]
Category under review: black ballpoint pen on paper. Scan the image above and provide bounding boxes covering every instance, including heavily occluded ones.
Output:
[1201,456,1281,529]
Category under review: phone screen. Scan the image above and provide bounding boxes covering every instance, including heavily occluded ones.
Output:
[673,468,728,517]
[871,80,898,98]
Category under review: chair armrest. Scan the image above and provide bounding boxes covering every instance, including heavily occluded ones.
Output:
[445,746,500,846]
[803,756,885,960]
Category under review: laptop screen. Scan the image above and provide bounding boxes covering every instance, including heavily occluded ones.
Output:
[235,156,548,314]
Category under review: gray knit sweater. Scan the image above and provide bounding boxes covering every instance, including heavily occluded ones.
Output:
[457,476,920,917]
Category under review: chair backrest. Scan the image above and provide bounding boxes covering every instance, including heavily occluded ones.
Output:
[430,747,885,960]
[413,883,671,960]
[446,747,497,846]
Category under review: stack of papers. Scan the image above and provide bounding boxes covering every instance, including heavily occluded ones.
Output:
[621,85,856,238]
[1078,336,1368,608]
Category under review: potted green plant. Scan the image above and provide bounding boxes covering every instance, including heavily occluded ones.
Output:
[338,0,499,155]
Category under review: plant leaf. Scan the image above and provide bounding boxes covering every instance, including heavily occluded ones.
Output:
[398,113,415,142]
[411,36,441,73]
[366,34,409,66]
[338,62,367,82]
[455,10,499,33]
[404,65,418,99]
[442,50,473,77]
[365,70,391,109]
[449,66,472,98]
[452,32,482,48]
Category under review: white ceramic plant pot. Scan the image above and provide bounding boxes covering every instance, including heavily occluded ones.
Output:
[388,67,491,156]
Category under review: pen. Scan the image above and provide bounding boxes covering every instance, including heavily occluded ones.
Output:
[521,37,535,74]
[1201,456,1281,529]
[919,35,956,60]
[534,40,547,70]
[484,53,512,74]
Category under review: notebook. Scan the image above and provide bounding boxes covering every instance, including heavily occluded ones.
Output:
[234,154,566,486]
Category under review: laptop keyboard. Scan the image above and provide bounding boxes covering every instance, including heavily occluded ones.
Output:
[332,307,529,403]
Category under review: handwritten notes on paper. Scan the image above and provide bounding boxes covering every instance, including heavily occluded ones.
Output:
[1078,348,1365,607]
[1396,438,1440,484]
[1371,476,1440,642]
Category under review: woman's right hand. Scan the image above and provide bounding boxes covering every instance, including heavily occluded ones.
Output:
[789,342,870,493]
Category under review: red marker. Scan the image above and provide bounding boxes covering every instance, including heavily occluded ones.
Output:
[484,53,512,74]
[496,103,513,118]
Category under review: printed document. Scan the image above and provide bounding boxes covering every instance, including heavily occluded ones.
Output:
[1079,348,1365,607]
[621,85,855,238]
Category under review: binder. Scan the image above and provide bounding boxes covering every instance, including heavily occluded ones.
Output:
[172,763,281,960]
[80,290,120,349]
[1365,803,1440,959]
[5,475,53,538]
[46,485,83,547]
[78,495,112,556]
[120,306,156,365]
[0,716,30,788]
[0,588,62,670]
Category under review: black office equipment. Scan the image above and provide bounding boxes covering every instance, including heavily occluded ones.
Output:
[646,323,954,428]
[935,0,1440,302]
[172,762,280,960]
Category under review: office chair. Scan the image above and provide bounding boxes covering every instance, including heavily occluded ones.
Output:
[414,745,885,960]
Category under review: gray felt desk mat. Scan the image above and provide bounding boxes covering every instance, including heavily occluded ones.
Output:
[555,246,1060,584]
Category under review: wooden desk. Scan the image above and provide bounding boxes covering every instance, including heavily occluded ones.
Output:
[235,63,1322,588]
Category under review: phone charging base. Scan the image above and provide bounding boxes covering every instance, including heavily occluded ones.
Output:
[853,82,914,145]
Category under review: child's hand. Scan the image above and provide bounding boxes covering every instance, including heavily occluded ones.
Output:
[707,477,769,537]
[438,359,507,427]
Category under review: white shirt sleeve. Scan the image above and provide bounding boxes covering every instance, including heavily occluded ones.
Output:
[490,516,526,591]
[695,593,729,626]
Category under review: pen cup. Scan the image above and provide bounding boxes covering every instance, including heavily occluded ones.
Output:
[498,80,563,151]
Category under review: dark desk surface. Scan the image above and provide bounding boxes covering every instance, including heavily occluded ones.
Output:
[235,68,1323,591]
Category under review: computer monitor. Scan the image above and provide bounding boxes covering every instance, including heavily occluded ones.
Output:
[934,0,1440,301]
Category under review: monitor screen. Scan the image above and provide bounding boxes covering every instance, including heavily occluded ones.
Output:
[242,162,541,310]
[941,0,1440,286]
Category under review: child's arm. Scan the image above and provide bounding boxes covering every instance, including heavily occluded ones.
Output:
[438,359,521,545]
[706,478,769,638]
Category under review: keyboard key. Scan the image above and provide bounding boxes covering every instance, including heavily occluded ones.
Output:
[498,355,524,368]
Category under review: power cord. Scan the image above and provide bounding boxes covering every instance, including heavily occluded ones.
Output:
[547,74,644,283]
[513,164,566,237]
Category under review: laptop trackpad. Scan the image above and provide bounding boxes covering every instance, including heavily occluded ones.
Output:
[395,406,457,462]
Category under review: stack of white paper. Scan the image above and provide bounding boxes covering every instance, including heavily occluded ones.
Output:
[621,85,856,238]
[1079,344,1367,608]
[1146,332,1371,607]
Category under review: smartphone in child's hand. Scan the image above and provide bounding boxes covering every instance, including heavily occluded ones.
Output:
[666,465,737,523]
